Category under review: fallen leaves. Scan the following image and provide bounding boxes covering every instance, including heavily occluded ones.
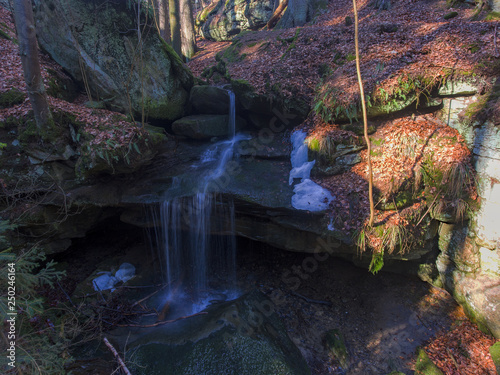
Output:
[423,320,498,375]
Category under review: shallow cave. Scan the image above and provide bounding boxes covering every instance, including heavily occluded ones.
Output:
[52,214,461,375]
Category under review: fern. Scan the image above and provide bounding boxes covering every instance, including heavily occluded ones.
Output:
[369,251,384,274]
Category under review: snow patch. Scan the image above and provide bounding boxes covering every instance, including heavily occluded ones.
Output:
[289,130,334,211]
[292,179,334,211]
[92,263,136,292]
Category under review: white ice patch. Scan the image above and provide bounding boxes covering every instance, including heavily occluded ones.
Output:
[290,131,308,167]
[115,263,136,283]
[292,179,334,211]
[289,160,315,185]
[327,217,335,231]
[92,263,136,292]
[92,272,118,292]
[289,130,334,211]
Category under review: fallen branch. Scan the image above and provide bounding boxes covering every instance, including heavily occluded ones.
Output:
[446,348,462,374]
[290,291,332,306]
[416,191,440,227]
[103,337,132,375]
[131,283,169,308]
[116,311,208,328]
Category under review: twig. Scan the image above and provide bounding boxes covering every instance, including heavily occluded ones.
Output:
[290,291,332,306]
[118,284,164,289]
[415,313,429,329]
[416,191,440,227]
[131,283,169,308]
[57,280,75,307]
[103,337,132,375]
[116,311,208,328]
[494,24,499,58]
[446,348,462,374]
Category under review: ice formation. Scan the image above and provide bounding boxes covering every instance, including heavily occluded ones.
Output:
[289,130,334,211]
[92,263,136,292]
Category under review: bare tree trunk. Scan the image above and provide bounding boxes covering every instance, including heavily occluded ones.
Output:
[158,0,171,42]
[169,0,182,57]
[353,0,374,227]
[180,0,196,60]
[13,0,53,135]
[267,0,288,29]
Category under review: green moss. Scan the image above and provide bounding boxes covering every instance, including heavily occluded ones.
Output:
[444,11,458,20]
[308,137,320,152]
[415,348,444,375]
[230,79,255,95]
[485,11,500,21]
[468,43,481,53]
[463,84,500,124]
[341,123,376,135]
[218,43,246,63]
[489,342,500,374]
[380,190,414,210]
[197,5,214,25]
[0,28,11,41]
[324,329,349,368]
[0,89,26,108]
[280,28,301,60]
[144,124,167,144]
[159,38,194,90]
[346,53,356,62]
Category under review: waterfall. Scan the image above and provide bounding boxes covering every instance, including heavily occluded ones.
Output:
[152,90,244,311]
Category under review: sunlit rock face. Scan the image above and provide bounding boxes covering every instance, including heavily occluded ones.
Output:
[197,0,277,41]
[435,81,500,337]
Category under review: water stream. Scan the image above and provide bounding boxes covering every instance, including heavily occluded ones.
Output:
[151,90,245,311]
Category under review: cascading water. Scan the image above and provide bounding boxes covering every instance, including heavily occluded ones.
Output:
[152,90,245,312]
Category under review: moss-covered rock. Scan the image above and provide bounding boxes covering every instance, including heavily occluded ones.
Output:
[75,123,166,181]
[324,329,349,369]
[443,11,458,20]
[127,291,311,375]
[490,342,500,374]
[414,347,444,375]
[438,223,479,273]
[32,0,193,121]
[46,68,79,102]
[189,85,230,115]
[230,79,308,129]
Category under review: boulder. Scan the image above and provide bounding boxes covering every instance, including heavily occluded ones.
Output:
[230,79,308,128]
[172,114,246,139]
[438,79,482,97]
[275,0,316,29]
[32,0,193,121]
[489,0,500,13]
[190,85,230,115]
[127,291,311,375]
[198,0,277,41]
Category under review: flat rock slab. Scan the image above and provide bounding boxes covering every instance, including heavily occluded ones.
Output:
[172,115,247,139]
